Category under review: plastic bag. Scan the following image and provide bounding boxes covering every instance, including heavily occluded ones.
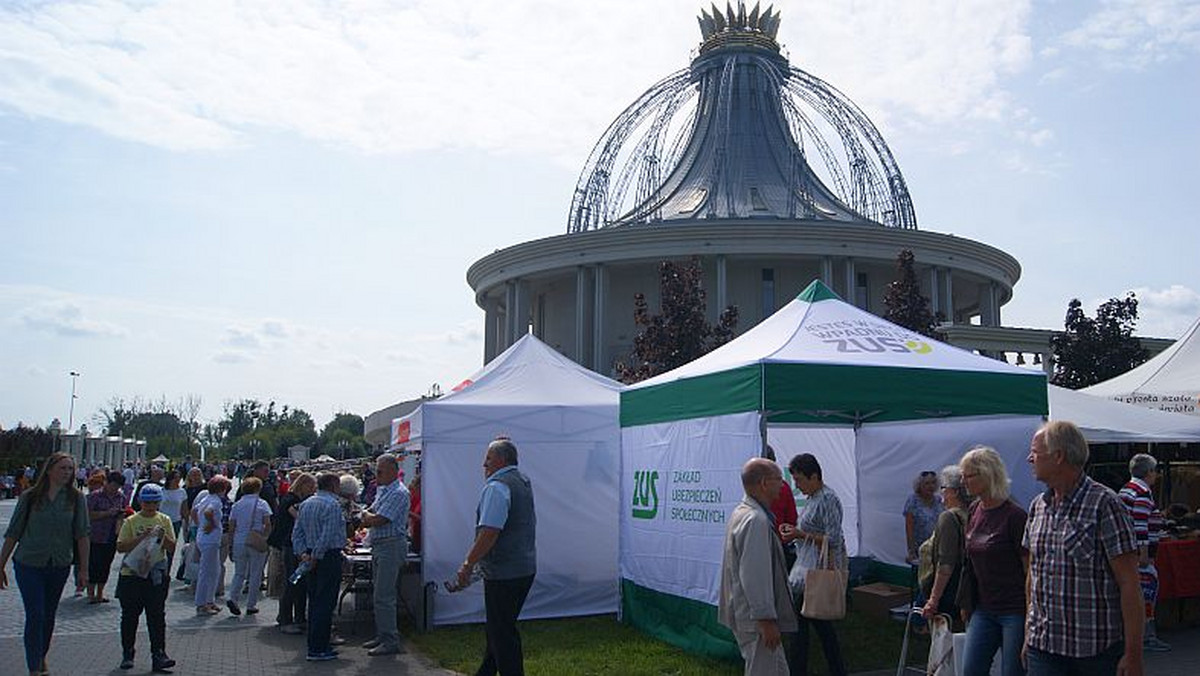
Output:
[123,528,162,578]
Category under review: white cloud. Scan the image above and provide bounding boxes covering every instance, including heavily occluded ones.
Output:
[261,319,290,338]
[1061,0,1200,68]
[222,326,263,349]
[212,350,253,364]
[1129,284,1200,337]
[0,0,1040,161]
[17,300,128,337]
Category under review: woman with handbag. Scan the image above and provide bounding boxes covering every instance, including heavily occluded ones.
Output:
[0,452,90,676]
[920,466,969,630]
[226,476,273,615]
[781,453,847,676]
[958,446,1028,676]
[193,475,231,615]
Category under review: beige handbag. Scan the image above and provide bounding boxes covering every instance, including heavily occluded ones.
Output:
[801,537,846,620]
[246,501,270,554]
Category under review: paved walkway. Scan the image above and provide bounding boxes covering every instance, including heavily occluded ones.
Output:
[0,498,456,676]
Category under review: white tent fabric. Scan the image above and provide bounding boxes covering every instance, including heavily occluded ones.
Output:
[1083,313,1200,417]
[1049,385,1200,443]
[618,282,1047,656]
[396,334,623,625]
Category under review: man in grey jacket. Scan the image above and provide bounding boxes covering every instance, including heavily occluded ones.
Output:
[719,457,798,675]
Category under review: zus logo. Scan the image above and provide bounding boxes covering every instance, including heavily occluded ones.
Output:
[823,337,932,355]
[631,470,660,520]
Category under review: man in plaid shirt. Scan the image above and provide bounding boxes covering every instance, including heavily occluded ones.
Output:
[1023,421,1143,676]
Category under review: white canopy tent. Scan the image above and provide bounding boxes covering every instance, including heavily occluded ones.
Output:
[619,280,1047,657]
[1083,313,1200,417]
[391,334,622,625]
[1048,385,1200,443]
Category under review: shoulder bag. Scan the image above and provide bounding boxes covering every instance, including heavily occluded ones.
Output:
[246,500,270,553]
[801,536,846,620]
[954,504,978,617]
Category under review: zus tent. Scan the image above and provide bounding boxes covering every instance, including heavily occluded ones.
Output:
[392,334,622,625]
[1049,385,1200,443]
[1083,312,1200,417]
[619,280,1047,657]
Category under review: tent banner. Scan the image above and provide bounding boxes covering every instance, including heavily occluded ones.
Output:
[765,426,859,556]
[619,411,760,605]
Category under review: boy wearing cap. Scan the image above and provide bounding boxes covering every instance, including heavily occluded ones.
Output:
[115,483,177,672]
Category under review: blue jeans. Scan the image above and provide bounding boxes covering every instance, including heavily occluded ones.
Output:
[1026,642,1122,676]
[14,560,71,673]
[962,609,1025,676]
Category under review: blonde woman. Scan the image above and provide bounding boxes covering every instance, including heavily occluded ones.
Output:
[958,446,1028,676]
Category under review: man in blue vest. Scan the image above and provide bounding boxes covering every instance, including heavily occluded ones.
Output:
[456,437,537,676]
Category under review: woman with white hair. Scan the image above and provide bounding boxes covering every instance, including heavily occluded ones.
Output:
[903,470,942,565]
[920,465,970,630]
[958,446,1028,676]
[1119,453,1171,652]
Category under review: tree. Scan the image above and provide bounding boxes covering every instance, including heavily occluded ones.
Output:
[96,396,196,458]
[615,257,739,383]
[1050,293,1149,389]
[215,398,317,459]
[883,249,940,337]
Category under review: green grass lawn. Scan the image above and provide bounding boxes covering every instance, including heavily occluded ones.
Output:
[410,608,929,675]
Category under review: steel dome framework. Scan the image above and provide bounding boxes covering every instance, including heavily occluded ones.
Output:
[568,2,917,234]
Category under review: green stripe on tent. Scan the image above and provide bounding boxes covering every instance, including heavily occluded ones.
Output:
[795,279,842,303]
[620,579,739,660]
[763,363,1048,423]
[620,365,762,427]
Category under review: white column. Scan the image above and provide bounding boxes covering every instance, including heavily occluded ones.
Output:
[821,256,834,287]
[843,258,856,306]
[513,280,529,341]
[716,255,728,315]
[484,297,498,363]
[575,266,589,363]
[979,282,996,327]
[941,269,954,323]
[593,264,607,373]
[503,282,517,350]
[928,267,941,319]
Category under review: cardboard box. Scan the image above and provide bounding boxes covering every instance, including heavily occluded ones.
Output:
[851,582,911,619]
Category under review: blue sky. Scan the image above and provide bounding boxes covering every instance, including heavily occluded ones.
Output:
[3,0,1199,431]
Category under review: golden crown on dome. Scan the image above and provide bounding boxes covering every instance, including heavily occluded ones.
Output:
[697,2,781,54]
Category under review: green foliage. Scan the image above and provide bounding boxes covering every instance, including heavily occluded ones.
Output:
[883,249,940,337]
[216,398,318,459]
[1051,293,1149,389]
[96,395,199,460]
[616,257,739,384]
[410,608,925,675]
[0,424,55,473]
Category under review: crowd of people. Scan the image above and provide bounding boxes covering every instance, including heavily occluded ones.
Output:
[0,452,435,673]
[720,420,1177,676]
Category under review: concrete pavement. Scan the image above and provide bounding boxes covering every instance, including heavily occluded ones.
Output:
[0,497,456,676]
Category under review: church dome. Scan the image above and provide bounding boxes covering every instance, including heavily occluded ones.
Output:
[567,2,917,233]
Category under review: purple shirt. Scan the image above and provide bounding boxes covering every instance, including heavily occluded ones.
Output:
[965,498,1027,614]
[87,490,127,544]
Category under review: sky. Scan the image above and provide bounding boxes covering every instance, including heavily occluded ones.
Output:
[2,0,1199,433]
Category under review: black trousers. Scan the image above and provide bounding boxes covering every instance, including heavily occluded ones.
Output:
[475,574,535,676]
[276,545,308,625]
[116,574,168,656]
[89,542,117,584]
[788,614,847,676]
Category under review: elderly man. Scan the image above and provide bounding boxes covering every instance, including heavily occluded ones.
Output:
[292,472,349,662]
[359,454,411,656]
[130,465,165,511]
[456,437,537,676]
[1119,453,1171,652]
[719,457,797,675]
[1024,421,1143,676]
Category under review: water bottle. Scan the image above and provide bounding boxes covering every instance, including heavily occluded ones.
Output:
[289,559,312,585]
[443,567,483,593]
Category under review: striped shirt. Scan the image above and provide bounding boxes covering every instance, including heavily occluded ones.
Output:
[1024,474,1138,658]
[367,479,410,540]
[292,491,347,560]
[1117,477,1162,550]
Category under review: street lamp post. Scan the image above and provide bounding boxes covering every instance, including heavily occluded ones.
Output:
[68,371,80,432]
[250,439,261,461]
[338,439,348,460]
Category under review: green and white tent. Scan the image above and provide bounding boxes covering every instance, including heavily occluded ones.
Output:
[619,280,1047,657]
